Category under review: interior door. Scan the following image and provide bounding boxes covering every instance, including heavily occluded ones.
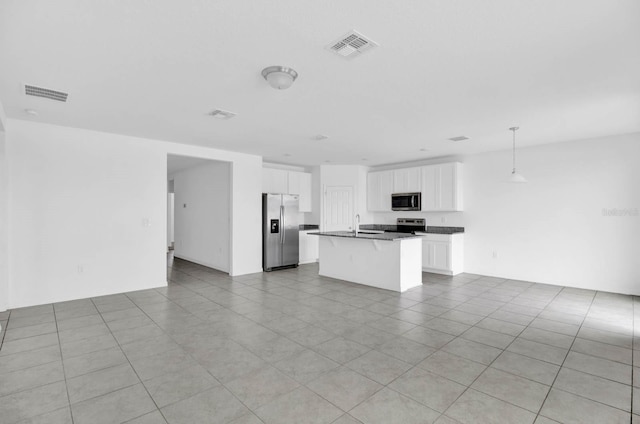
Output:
[324,186,354,231]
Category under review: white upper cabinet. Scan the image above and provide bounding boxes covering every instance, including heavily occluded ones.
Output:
[262,168,312,212]
[367,170,394,211]
[288,171,312,212]
[262,168,288,194]
[421,162,463,211]
[393,167,422,193]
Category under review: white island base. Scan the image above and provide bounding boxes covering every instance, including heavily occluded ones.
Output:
[317,236,422,292]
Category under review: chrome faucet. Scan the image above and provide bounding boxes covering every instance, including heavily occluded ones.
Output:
[355,214,360,235]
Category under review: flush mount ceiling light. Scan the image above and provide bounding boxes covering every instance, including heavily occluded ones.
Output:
[261,66,298,90]
[507,126,527,183]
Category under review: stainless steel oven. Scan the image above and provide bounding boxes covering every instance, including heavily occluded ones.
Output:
[391,192,421,211]
[396,218,426,233]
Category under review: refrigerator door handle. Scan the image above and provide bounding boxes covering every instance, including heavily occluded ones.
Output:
[280,205,285,244]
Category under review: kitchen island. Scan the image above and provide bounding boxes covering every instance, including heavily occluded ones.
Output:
[309,231,423,292]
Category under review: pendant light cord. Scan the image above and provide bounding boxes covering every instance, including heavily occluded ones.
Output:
[512,129,516,173]
[510,126,519,174]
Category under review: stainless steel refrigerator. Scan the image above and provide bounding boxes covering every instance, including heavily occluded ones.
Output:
[262,193,299,271]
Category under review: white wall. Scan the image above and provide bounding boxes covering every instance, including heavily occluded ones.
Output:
[0,129,8,312]
[171,161,230,272]
[309,166,321,225]
[166,192,174,248]
[362,134,640,295]
[463,133,640,295]
[6,119,262,309]
[0,103,7,311]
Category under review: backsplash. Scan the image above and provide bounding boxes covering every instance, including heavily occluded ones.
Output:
[370,211,465,227]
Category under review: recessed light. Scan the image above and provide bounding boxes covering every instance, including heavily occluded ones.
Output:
[313,134,329,141]
[283,153,291,157]
[420,148,430,152]
[24,109,38,116]
[208,109,236,119]
[361,158,368,161]
[448,136,469,142]
[324,160,331,163]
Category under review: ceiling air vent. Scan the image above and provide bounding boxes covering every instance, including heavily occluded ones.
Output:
[208,109,236,120]
[24,84,68,102]
[327,30,378,59]
[448,136,469,142]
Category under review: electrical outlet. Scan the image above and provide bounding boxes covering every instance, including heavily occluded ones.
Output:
[492,251,498,259]
[441,216,447,223]
[77,265,84,274]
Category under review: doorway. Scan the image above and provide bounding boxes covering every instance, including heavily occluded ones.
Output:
[167,154,232,274]
[167,180,175,252]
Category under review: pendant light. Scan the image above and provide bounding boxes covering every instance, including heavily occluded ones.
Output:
[507,126,527,183]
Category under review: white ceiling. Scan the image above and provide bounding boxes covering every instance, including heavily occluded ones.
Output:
[1,0,639,166]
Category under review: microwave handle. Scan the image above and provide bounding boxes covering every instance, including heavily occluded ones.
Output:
[411,196,414,208]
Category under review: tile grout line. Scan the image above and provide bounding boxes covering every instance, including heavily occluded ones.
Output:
[436,282,573,422]
[631,298,635,424]
[0,310,11,351]
[88,296,171,424]
[169,260,400,421]
[51,304,76,424]
[364,276,541,422]
[121,277,272,424]
[532,287,599,421]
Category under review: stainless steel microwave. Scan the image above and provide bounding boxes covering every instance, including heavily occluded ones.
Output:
[391,192,421,211]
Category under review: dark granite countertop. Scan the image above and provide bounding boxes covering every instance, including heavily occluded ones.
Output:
[359,224,464,234]
[308,231,423,241]
[423,226,465,234]
[299,224,319,230]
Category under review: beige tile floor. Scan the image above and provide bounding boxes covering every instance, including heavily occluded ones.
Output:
[0,257,638,424]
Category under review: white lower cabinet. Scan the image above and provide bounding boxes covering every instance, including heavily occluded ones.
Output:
[419,233,464,275]
[299,231,319,264]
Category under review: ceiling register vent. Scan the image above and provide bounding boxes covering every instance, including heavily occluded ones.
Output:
[449,136,470,142]
[24,84,68,102]
[327,30,378,59]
